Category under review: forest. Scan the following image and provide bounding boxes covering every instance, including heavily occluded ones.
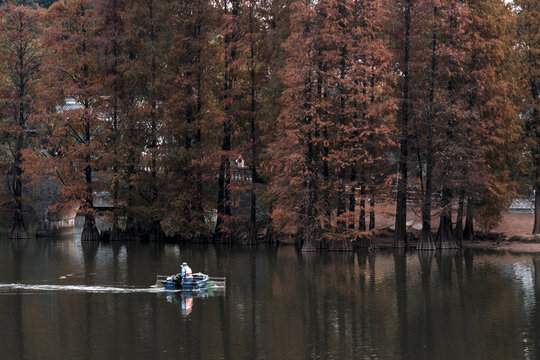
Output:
[0,0,538,252]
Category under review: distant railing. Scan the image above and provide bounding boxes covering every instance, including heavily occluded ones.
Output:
[92,191,114,209]
[509,199,534,213]
[231,169,252,183]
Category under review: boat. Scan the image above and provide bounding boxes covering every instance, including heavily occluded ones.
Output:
[159,272,209,291]
[154,271,226,291]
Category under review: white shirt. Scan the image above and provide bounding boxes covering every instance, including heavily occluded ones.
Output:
[236,158,245,169]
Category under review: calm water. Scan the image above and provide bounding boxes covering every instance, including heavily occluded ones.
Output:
[0,232,539,360]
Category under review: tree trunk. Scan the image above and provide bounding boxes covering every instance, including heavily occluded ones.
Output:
[194,70,205,239]
[394,0,412,248]
[436,30,458,249]
[436,187,458,249]
[463,200,474,240]
[337,169,347,230]
[359,181,366,231]
[109,0,121,242]
[149,221,164,242]
[215,1,237,244]
[248,0,258,246]
[357,234,375,250]
[302,124,319,252]
[80,166,98,242]
[301,8,319,253]
[533,184,540,235]
[418,7,437,251]
[336,38,347,232]
[531,80,540,234]
[367,71,376,232]
[418,160,435,249]
[318,61,330,232]
[455,190,465,247]
[10,131,28,241]
[349,168,356,230]
[109,225,122,241]
[81,90,98,241]
[369,181,375,231]
[81,214,99,241]
[418,183,435,250]
[10,38,30,241]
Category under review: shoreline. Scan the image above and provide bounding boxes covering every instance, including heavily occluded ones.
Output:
[463,240,540,254]
[364,211,540,254]
[372,240,540,254]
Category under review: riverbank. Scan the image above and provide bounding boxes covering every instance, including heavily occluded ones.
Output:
[463,240,540,253]
[371,234,540,253]
[372,211,540,254]
[465,212,540,253]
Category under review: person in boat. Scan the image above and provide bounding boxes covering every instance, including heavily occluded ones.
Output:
[235,155,246,170]
[181,262,193,284]
[235,155,247,182]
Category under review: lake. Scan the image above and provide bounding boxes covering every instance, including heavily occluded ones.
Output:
[0,231,539,359]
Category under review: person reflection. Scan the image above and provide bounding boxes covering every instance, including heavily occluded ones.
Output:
[182,295,193,316]
[165,292,194,316]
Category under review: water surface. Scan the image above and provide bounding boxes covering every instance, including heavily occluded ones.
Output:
[0,234,539,360]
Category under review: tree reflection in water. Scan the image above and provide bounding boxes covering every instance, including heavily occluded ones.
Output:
[0,241,539,359]
[533,256,540,359]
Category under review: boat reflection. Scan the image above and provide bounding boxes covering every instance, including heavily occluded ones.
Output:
[162,287,226,316]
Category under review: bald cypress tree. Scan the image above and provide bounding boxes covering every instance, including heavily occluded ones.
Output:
[96,0,125,240]
[160,0,216,240]
[41,0,105,241]
[270,0,321,251]
[456,0,519,240]
[516,0,540,234]
[390,0,413,248]
[0,3,43,239]
[120,0,169,240]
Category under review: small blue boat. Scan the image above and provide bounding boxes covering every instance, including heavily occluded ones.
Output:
[160,272,209,291]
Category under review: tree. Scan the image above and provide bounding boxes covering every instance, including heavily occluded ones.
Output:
[427,0,474,249]
[409,0,472,250]
[270,0,322,251]
[516,0,540,234]
[119,0,169,240]
[214,0,241,243]
[456,0,519,240]
[315,0,394,249]
[390,0,413,248]
[412,0,439,250]
[0,0,524,247]
[400,0,474,249]
[160,0,216,240]
[0,3,43,239]
[243,0,266,245]
[269,0,394,250]
[348,0,395,244]
[95,0,125,240]
[41,0,105,241]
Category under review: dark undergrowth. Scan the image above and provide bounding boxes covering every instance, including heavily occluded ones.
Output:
[507,235,540,244]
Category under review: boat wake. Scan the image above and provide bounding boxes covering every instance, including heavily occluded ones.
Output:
[0,283,167,294]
